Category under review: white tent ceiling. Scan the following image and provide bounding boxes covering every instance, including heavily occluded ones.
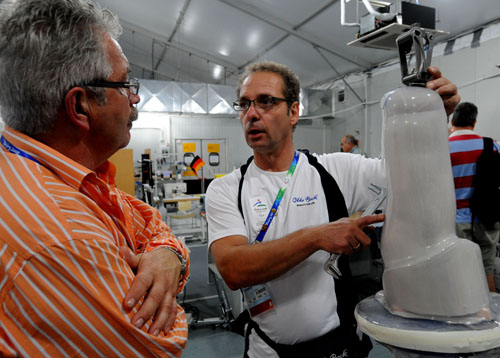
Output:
[97,0,500,88]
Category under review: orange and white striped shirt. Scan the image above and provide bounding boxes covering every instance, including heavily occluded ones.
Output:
[0,127,190,357]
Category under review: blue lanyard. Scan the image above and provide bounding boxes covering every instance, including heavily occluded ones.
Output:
[1,135,42,165]
[255,150,300,243]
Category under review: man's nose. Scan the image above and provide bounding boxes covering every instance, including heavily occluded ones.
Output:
[129,92,140,105]
[245,100,260,118]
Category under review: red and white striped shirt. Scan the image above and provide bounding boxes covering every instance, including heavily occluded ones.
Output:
[0,127,189,357]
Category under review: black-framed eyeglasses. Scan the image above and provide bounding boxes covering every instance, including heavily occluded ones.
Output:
[80,77,140,96]
[232,94,293,111]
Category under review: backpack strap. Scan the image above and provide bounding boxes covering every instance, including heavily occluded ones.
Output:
[471,137,494,238]
[484,137,493,153]
[238,155,254,221]
[298,149,348,221]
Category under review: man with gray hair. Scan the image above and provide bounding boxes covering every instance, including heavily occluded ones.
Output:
[341,134,367,156]
[206,61,459,357]
[0,0,189,356]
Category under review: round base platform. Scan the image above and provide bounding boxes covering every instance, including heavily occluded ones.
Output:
[355,293,500,354]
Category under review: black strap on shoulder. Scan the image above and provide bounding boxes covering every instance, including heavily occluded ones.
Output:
[238,155,254,220]
[298,149,348,221]
[484,136,493,153]
[471,137,494,238]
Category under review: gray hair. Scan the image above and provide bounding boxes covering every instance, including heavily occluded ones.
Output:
[236,61,301,109]
[0,0,122,136]
[344,134,358,146]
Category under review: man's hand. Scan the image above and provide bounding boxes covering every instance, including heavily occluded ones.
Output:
[316,214,385,255]
[120,246,182,336]
[426,66,461,116]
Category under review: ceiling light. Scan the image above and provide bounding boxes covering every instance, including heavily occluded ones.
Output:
[212,65,223,79]
[247,31,260,48]
[218,48,229,57]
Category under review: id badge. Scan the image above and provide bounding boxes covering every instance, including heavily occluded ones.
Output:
[242,284,275,317]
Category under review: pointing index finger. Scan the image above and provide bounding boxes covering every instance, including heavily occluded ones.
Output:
[354,213,385,229]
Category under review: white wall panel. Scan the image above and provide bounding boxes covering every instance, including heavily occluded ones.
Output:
[127,128,162,164]
[325,78,372,156]
[458,36,500,140]
[294,121,327,154]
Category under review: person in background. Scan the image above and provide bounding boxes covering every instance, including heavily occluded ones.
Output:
[449,102,500,292]
[205,60,459,358]
[0,0,189,356]
[340,134,367,156]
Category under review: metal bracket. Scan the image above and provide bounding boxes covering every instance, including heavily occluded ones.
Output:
[396,27,434,86]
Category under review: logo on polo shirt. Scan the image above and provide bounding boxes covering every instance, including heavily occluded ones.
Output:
[249,196,269,218]
[253,199,266,208]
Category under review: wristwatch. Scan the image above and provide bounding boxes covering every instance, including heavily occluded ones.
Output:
[165,247,187,280]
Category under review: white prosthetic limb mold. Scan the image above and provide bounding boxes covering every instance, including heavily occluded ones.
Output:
[355,28,500,356]
[378,85,491,324]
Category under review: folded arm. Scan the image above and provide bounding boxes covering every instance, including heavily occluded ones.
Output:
[120,193,190,337]
[3,238,187,357]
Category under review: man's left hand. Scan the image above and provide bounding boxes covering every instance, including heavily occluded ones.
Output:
[426,66,461,116]
[120,246,181,336]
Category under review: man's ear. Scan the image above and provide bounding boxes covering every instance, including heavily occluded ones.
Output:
[289,101,299,127]
[64,87,91,131]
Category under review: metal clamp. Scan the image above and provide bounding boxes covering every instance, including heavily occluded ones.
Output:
[396,27,434,86]
[324,183,387,279]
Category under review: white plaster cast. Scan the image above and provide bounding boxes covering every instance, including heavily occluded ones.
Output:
[379,86,490,322]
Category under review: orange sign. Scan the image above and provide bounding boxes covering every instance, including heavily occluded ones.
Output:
[207,143,220,152]
[183,143,196,152]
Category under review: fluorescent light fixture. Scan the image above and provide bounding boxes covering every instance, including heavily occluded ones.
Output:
[247,31,260,48]
[218,48,229,57]
[212,65,223,79]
